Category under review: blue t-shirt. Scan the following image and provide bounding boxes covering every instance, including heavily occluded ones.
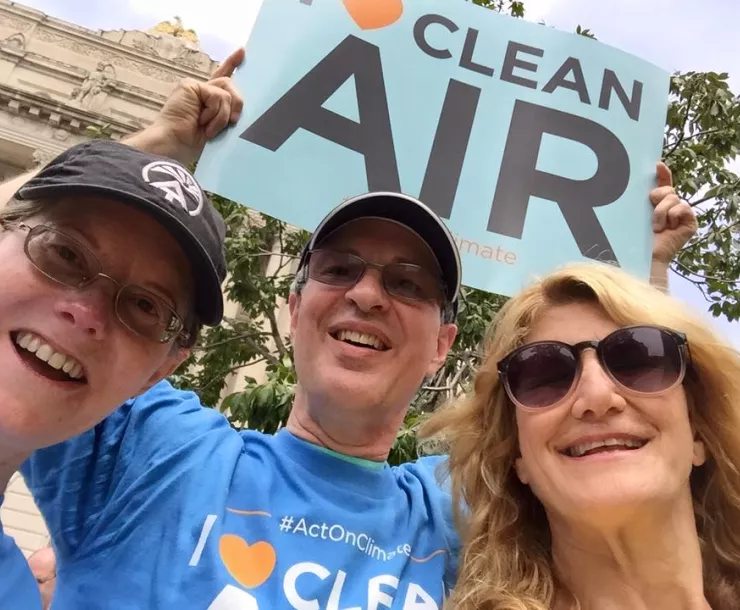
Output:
[22,380,459,609]
[0,496,42,609]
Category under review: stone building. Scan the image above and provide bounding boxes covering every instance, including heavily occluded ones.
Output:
[0,0,224,557]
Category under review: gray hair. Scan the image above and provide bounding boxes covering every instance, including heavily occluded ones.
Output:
[0,196,55,223]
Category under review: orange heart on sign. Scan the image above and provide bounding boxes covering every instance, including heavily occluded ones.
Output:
[219,534,277,589]
[342,0,404,30]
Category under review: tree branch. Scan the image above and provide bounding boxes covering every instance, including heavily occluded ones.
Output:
[688,178,740,208]
[672,259,740,285]
[663,92,693,158]
[667,127,729,151]
[421,360,470,394]
[194,359,267,394]
[689,217,740,249]
[195,331,272,352]
[244,334,280,366]
[265,308,289,359]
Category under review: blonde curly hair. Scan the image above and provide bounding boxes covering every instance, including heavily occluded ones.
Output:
[421,263,740,610]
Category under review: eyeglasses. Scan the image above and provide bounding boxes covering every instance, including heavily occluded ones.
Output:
[497,325,689,410]
[9,223,189,344]
[305,249,446,305]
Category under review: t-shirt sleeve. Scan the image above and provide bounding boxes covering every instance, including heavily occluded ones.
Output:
[0,497,43,609]
[20,380,232,562]
[414,454,461,593]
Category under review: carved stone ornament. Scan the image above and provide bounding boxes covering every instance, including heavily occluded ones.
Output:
[36,28,180,83]
[70,61,116,109]
[31,148,53,167]
[1,32,26,50]
[0,14,33,33]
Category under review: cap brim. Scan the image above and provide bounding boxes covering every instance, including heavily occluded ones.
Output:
[304,192,461,303]
[19,182,224,326]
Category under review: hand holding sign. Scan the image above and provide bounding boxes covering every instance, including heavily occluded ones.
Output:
[650,162,697,264]
[128,48,245,166]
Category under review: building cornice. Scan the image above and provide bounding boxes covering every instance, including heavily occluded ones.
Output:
[0,81,136,138]
[0,1,217,81]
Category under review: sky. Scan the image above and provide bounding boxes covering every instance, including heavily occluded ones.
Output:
[19,0,740,346]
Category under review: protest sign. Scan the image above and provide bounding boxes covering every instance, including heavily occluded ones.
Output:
[195,0,670,296]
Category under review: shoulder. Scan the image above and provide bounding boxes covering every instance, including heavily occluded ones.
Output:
[396,454,450,488]
[0,521,43,609]
[117,379,233,442]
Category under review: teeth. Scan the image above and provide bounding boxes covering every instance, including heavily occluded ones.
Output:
[336,330,386,350]
[567,437,646,457]
[14,332,85,380]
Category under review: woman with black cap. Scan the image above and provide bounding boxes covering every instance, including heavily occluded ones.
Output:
[0,139,227,608]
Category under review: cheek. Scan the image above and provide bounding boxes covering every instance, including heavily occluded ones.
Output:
[515,410,561,474]
[99,335,170,384]
[401,309,440,350]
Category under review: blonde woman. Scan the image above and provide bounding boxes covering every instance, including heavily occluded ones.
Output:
[422,263,740,610]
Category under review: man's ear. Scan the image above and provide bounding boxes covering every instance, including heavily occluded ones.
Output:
[425,323,457,377]
[139,347,191,395]
[288,291,301,339]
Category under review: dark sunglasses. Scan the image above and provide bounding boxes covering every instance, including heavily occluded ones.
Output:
[11,223,189,344]
[497,325,690,410]
[305,249,446,305]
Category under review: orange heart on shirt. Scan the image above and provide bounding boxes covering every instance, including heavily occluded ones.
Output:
[219,534,277,589]
[342,0,404,30]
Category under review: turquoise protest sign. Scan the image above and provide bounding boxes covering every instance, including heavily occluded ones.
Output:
[195,0,670,296]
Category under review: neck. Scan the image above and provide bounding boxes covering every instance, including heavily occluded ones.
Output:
[0,448,28,496]
[286,385,407,461]
[551,493,709,610]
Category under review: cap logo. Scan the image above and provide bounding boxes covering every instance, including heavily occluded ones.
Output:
[142,161,204,216]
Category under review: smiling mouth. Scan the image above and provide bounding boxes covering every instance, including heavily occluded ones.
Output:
[10,331,87,384]
[562,437,649,458]
[330,329,389,351]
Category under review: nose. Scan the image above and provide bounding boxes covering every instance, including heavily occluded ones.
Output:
[344,267,390,313]
[54,287,112,339]
[570,351,627,419]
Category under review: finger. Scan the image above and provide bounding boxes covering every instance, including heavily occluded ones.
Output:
[206,96,233,139]
[652,194,682,231]
[666,202,697,232]
[212,47,245,79]
[649,185,677,206]
[198,89,223,126]
[656,161,673,188]
[206,78,244,122]
[222,81,244,122]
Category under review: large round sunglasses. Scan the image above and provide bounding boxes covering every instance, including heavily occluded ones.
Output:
[10,222,189,344]
[305,249,446,304]
[497,325,690,410]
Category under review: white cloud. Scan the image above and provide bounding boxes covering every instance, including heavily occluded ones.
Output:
[520,0,563,23]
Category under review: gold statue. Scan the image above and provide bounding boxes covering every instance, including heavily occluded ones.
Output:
[150,16,198,43]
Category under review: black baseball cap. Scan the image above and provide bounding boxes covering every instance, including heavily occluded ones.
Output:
[15,140,226,326]
[298,192,461,318]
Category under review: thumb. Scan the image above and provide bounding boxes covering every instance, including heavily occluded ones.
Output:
[212,47,245,79]
[656,162,673,189]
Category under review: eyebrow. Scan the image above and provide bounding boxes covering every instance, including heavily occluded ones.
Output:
[54,221,186,311]
[334,246,427,267]
[55,220,100,251]
[146,281,179,306]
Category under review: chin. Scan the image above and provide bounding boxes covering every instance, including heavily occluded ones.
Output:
[560,486,666,519]
[0,407,56,451]
[1,387,88,440]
